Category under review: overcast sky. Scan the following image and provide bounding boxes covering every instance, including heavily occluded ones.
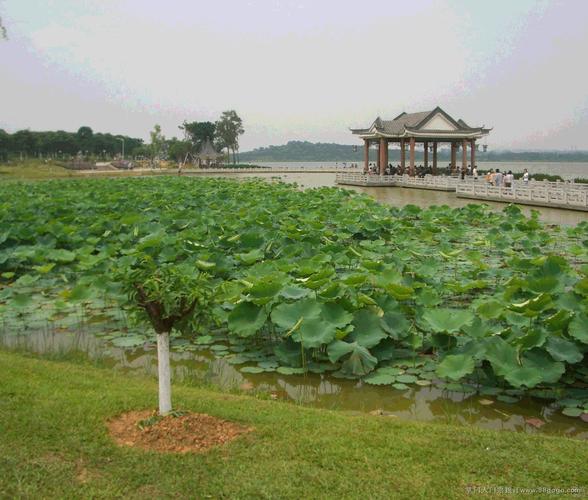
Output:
[1,0,588,151]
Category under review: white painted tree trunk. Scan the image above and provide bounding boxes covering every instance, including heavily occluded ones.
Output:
[157,331,172,415]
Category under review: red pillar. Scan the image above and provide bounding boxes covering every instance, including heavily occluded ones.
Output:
[424,141,429,169]
[409,137,415,176]
[433,142,438,175]
[462,139,468,173]
[379,138,387,175]
[471,139,476,170]
[400,139,406,172]
[363,139,369,173]
[452,143,456,174]
[376,138,381,173]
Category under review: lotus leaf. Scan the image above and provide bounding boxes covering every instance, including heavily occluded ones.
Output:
[568,313,588,344]
[436,354,475,381]
[421,308,474,333]
[271,298,321,330]
[546,336,583,363]
[228,302,267,337]
[349,309,387,348]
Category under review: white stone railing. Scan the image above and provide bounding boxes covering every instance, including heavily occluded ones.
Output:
[335,173,396,185]
[456,182,588,209]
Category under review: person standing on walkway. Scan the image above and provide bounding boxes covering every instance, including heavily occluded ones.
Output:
[504,170,514,188]
[494,168,503,187]
[473,165,478,180]
[523,169,529,185]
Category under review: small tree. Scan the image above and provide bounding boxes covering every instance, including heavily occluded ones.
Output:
[118,258,213,414]
[215,111,244,165]
[149,124,166,164]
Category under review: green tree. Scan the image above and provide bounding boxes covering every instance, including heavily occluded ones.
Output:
[180,121,215,152]
[215,110,244,165]
[167,137,192,162]
[149,124,165,162]
[116,255,214,415]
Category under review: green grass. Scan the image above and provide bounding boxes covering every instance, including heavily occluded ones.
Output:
[0,350,586,499]
[0,160,76,180]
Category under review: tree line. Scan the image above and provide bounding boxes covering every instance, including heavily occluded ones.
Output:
[0,110,244,164]
[239,140,588,163]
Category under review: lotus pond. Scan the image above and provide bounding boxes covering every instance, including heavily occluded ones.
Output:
[1,177,587,431]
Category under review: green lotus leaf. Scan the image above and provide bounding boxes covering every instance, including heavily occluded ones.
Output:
[476,300,504,320]
[271,297,321,330]
[292,317,337,348]
[497,395,519,404]
[396,374,418,384]
[376,366,403,376]
[276,366,306,375]
[279,285,311,300]
[504,366,543,388]
[421,308,474,333]
[10,294,33,308]
[349,309,387,348]
[46,248,76,263]
[386,283,415,301]
[327,340,356,363]
[415,288,441,307]
[195,259,216,271]
[248,279,283,304]
[370,338,396,361]
[228,302,267,337]
[327,340,376,376]
[436,354,475,381]
[341,344,377,376]
[392,383,410,390]
[380,311,410,339]
[462,317,492,339]
[562,407,583,417]
[363,372,397,385]
[236,248,264,265]
[226,355,249,365]
[240,366,265,374]
[545,336,583,363]
[111,335,147,348]
[514,328,547,351]
[320,302,353,328]
[545,310,572,332]
[69,284,95,302]
[258,360,279,369]
[483,337,519,377]
[574,277,588,296]
[415,379,432,386]
[569,313,588,344]
[194,335,213,345]
[510,293,553,316]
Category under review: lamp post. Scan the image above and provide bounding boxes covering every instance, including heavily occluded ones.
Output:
[118,138,125,160]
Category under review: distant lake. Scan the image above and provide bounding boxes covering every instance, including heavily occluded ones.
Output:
[255,161,588,180]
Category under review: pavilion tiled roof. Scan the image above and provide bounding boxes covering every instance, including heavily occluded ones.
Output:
[350,106,490,139]
[380,110,433,134]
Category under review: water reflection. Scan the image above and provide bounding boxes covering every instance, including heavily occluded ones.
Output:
[2,329,586,439]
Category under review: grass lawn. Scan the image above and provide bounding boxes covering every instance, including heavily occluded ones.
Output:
[0,350,586,499]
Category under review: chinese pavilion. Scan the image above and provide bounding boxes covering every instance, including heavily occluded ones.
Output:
[350,106,491,175]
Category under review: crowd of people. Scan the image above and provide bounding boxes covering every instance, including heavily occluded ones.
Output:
[363,162,532,187]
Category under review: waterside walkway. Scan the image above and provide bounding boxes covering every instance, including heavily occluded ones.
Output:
[336,173,588,212]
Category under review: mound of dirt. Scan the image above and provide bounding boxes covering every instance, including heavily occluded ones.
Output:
[107,410,251,454]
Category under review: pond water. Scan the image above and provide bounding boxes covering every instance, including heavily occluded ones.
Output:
[255,161,588,180]
[2,328,586,439]
[198,171,588,226]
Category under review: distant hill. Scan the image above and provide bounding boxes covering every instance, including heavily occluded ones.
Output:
[240,141,588,163]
